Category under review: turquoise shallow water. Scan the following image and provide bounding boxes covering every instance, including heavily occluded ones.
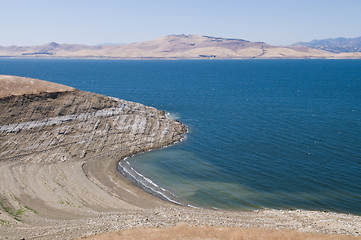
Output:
[1,59,361,215]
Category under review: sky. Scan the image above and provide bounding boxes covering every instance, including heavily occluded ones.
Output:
[1,0,360,46]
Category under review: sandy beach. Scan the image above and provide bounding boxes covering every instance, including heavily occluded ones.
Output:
[0,75,360,240]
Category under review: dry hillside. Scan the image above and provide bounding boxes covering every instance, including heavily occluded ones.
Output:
[1,35,361,59]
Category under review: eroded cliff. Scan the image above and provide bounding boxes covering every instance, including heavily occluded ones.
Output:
[0,75,186,228]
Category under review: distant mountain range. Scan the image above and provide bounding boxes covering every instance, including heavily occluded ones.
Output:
[293,36,361,53]
[1,35,360,59]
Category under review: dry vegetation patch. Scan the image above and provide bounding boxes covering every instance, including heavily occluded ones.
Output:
[81,225,361,240]
[0,75,75,98]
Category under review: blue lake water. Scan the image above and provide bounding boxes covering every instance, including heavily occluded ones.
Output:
[1,59,361,215]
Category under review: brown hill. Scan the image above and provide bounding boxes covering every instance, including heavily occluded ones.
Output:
[1,35,361,59]
[0,75,74,98]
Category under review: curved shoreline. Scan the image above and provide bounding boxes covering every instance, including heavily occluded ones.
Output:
[116,124,189,207]
[0,75,360,239]
[117,157,183,206]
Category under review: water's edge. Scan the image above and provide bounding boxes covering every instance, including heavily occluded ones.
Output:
[117,114,190,207]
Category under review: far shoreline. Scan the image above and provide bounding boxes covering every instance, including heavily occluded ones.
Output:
[2,56,361,60]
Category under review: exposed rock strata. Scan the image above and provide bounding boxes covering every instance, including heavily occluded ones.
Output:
[0,75,186,237]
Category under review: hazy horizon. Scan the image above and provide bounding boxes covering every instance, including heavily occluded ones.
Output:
[1,0,361,46]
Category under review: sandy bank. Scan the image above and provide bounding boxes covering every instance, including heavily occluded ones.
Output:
[0,75,360,240]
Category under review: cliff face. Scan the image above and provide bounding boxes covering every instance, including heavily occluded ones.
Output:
[0,76,186,227]
[0,90,186,164]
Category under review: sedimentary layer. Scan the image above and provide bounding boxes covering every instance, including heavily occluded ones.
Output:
[0,75,187,238]
[0,75,360,240]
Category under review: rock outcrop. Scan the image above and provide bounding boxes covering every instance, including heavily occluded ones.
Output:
[0,75,186,227]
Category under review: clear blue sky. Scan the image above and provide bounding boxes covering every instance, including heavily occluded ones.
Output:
[1,0,360,46]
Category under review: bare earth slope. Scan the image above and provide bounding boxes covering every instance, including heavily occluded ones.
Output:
[1,35,361,59]
[0,75,360,240]
[0,75,187,238]
[0,75,75,98]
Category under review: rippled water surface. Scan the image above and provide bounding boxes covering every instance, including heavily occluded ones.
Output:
[1,59,361,215]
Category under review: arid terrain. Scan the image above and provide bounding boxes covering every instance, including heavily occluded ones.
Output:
[82,225,361,240]
[0,75,360,240]
[1,35,361,59]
